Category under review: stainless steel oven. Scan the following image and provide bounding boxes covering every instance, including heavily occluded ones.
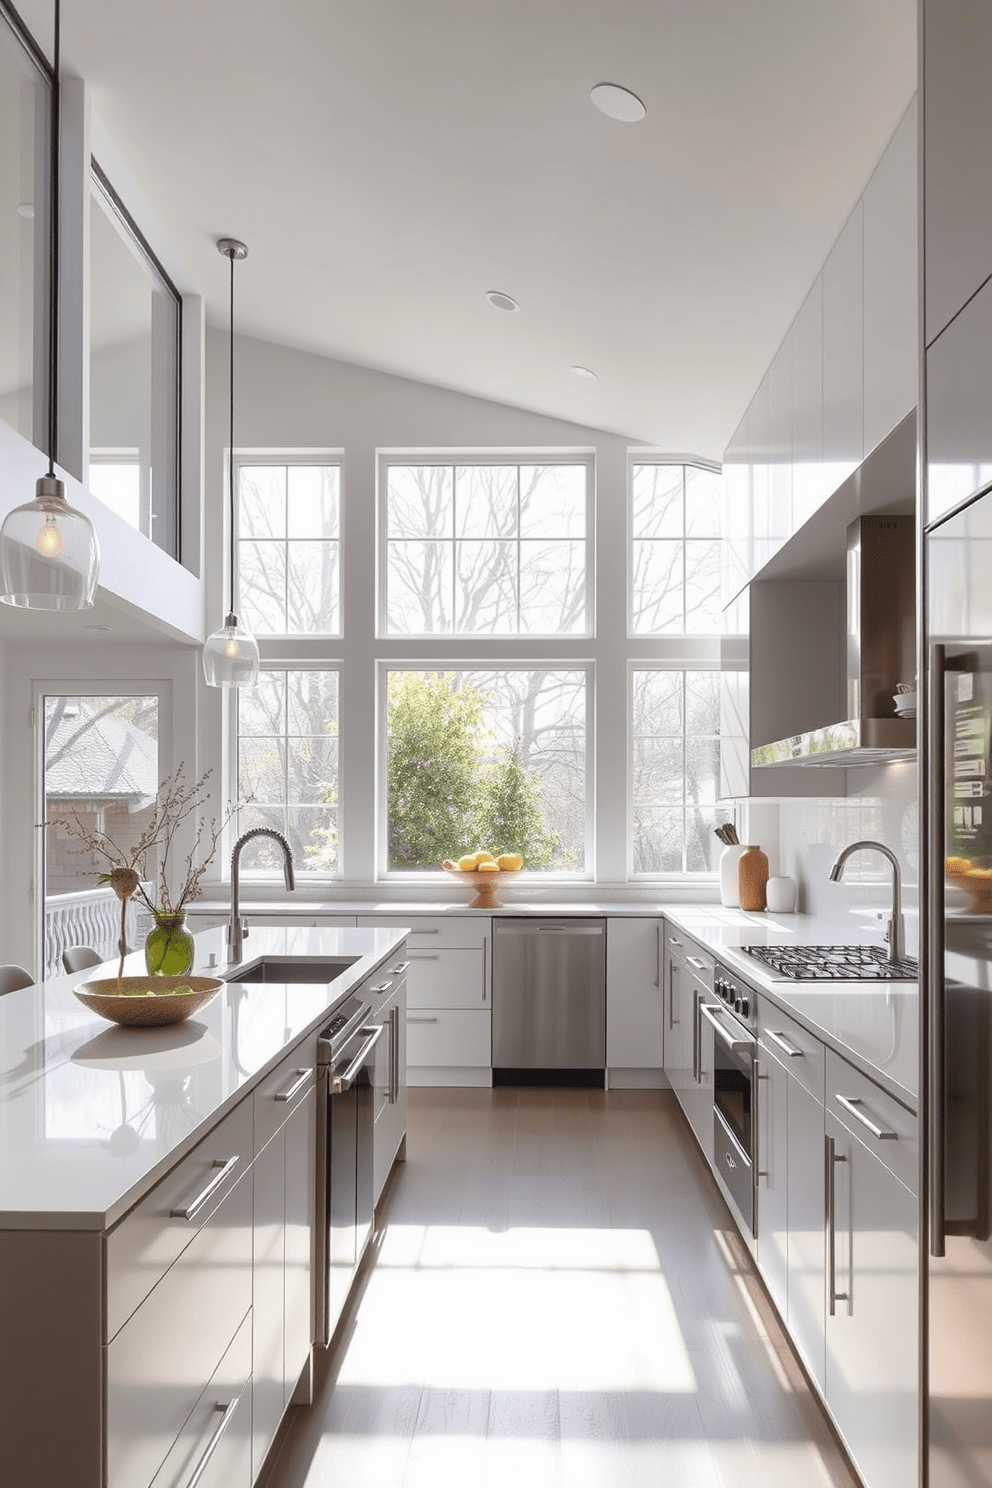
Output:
[704,965,758,1235]
[314,996,384,1347]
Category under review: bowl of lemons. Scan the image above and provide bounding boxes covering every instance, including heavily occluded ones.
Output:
[443,851,524,909]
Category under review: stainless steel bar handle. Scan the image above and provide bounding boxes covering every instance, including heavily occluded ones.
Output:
[410,928,440,934]
[692,992,700,1083]
[405,952,439,960]
[668,964,678,1029]
[185,1395,242,1488]
[388,960,410,975]
[407,1015,439,1023]
[482,937,487,1003]
[390,1006,399,1103]
[834,1093,897,1141]
[764,1029,803,1059]
[699,1002,755,1056]
[171,1155,241,1221]
[929,641,947,1257]
[654,924,661,989]
[686,955,707,972]
[668,935,682,949]
[826,1135,849,1315]
[368,981,391,994]
[274,1068,312,1103]
[328,1024,384,1094]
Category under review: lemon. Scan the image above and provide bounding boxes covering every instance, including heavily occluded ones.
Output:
[497,852,524,871]
[474,851,496,864]
[477,861,499,872]
[457,854,478,872]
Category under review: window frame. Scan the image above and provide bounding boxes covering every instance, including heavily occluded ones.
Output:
[627,456,723,639]
[376,449,596,641]
[376,658,596,882]
[234,449,345,640]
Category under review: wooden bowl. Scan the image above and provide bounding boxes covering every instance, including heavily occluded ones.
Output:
[443,865,522,910]
[73,975,224,1028]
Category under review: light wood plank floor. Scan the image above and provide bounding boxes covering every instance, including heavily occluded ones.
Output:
[262,1087,859,1488]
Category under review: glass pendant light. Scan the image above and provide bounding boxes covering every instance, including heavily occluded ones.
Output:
[0,0,100,611]
[203,238,259,688]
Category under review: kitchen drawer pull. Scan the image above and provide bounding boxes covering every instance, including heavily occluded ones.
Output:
[170,1155,241,1221]
[834,1093,897,1141]
[407,1015,439,1023]
[185,1394,242,1488]
[668,936,682,948]
[274,1068,312,1103]
[482,936,488,1003]
[686,955,707,972]
[368,981,391,994]
[405,952,439,960]
[826,1135,849,1315]
[388,960,410,974]
[655,925,661,989]
[329,1024,384,1094]
[700,1002,756,1056]
[410,928,440,935]
[764,1029,803,1058]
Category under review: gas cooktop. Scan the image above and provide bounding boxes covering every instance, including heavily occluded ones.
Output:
[743,945,919,980]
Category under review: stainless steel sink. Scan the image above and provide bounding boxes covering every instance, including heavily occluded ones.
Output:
[223,957,358,984]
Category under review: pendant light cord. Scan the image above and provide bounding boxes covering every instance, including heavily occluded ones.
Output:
[48,0,60,479]
[228,246,236,619]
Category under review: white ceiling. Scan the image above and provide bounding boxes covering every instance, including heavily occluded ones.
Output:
[54,0,916,460]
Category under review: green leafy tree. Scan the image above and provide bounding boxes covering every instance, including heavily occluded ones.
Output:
[387,672,488,867]
[387,673,559,870]
[479,738,558,867]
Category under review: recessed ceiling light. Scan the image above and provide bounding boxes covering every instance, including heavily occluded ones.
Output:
[590,83,646,123]
[15,202,34,220]
[570,365,597,381]
[486,290,520,313]
[85,624,111,633]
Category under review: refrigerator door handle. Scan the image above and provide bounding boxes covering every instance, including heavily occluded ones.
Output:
[929,642,947,1258]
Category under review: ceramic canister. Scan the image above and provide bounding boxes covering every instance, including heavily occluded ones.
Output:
[738,845,769,911]
[719,845,746,907]
[765,876,797,913]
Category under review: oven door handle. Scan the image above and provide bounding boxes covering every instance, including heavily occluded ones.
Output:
[328,1024,384,1094]
[700,1002,756,1057]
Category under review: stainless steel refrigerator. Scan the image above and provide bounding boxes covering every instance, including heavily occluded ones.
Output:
[926,489,992,1487]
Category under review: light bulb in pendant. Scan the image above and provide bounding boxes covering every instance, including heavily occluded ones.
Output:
[224,635,240,659]
[36,515,64,558]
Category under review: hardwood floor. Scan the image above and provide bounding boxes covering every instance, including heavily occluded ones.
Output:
[262,1087,859,1488]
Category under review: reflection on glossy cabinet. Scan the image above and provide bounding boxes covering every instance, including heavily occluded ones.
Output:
[662,930,687,1101]
[787,1077,827,1391]
[606,918,664,1076]
[756,1045,789,1320]
[926,274,992,527]
[863,99,917,457]
[825,1108,918,1488]
[372,971,408,1203]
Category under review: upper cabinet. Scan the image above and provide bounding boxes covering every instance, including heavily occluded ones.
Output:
[723,99,918,598]
[922,1,992,346]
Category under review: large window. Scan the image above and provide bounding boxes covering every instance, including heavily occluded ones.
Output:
[237,669,339,874]
[0,6,51,445]
[238,460,341,636]
[89,162,181,554]
[381,460,590,636]
[384,667,589,874]
[630,462,722,634]
[631,669,731,874]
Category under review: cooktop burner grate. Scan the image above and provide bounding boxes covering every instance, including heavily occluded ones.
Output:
[743,945,918,980]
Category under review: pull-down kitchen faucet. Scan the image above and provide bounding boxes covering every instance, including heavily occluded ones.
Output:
[828,839,904,965]
[228,827,295,962]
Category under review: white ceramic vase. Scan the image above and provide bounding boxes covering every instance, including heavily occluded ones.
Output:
[766,876,797,913]
[719,845,746,907]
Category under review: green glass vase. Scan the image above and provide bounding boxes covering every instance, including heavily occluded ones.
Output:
[144,910,195,976]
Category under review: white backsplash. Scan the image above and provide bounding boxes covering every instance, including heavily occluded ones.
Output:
[775,760,919,956]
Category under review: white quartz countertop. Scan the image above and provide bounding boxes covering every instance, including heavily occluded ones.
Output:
[186,897,702,917]
[659,905,919,1109]
[0,924,407,1232]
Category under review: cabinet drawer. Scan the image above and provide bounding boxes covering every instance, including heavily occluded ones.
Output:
[106,1093,253,1339]
[254,1033,318,1154]
[826,1049,917,1195]
[358,913,489,950]
[406,1007,491,1067]
[758,998,826,1101]
[406,947,487,1009]
[662,924,690,966]
[148,1311,252,1488]
[106,1167,253,1488]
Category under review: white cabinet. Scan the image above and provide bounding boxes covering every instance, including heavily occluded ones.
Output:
[369,963,408,1205]
[662,927,689,1103]
[756,1039,790,1320]
[822,201,864,493]
[787,1077,827,1391]
[825,1061,918,1488]
[251,1043,317,1478]
[605,917,664,1081]
[357,915,491,1086]
[148,1312,253,1488]
[863,100,917,457]
[682,950,714,1152]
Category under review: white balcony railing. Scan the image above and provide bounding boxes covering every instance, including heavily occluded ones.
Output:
[44,887,148,979]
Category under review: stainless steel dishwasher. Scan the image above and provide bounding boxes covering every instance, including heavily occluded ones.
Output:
[492,918,606,1086]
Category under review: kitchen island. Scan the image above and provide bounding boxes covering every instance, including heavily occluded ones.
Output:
[0,923,408,1488]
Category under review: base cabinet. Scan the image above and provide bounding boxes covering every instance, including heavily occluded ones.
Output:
[149,1312,253,1488]
[370,968,408,1204]
[756,1043,790,1321]
[606,917,664,1076]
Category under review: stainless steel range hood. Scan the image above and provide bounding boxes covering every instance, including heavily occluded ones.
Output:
[751,515,917,769]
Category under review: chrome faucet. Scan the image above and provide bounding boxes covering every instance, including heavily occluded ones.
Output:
[228,827,295,963]
[828,839,904,965]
